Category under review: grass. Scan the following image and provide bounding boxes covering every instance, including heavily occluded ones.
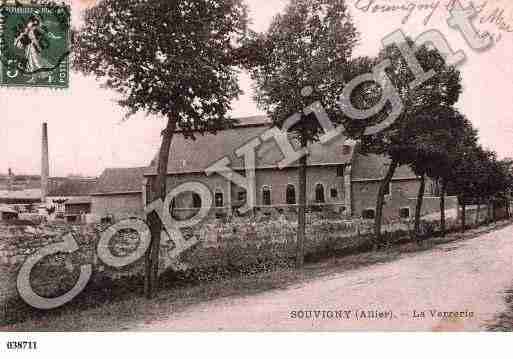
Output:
[2,218,513,331]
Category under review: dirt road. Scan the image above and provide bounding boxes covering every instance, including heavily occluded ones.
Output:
[136,224,513,331]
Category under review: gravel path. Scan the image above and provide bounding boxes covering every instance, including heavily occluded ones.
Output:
[135,224,513,331]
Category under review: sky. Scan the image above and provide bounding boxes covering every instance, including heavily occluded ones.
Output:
[1,0,512,177]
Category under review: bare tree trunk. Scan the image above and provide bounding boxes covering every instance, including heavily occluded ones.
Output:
[461,203,466,233]
[487,199,492,224]
[145,115,177,299]
[492,198,497,223]
[296,133,308,269]
[440,179,446,237]
[476,201,481,226]
[414,174,426,242]
[374,159,398,245]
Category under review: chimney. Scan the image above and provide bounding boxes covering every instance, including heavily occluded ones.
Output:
[7,167,13,191]
[41,122,49,203]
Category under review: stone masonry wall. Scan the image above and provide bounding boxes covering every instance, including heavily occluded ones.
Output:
[0,210,461,322]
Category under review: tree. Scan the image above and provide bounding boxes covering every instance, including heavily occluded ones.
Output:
[433,111,473,235]
[473,148,497,224]
[405,111,511,236]
[74,0,249,298]
[498,158,513,218]
[425,112,477,234]
[247,0,358,267]
[406,106,469,239]
[475,152,513,223]
[495,158,513,219]
[346,38,462,243]
[445,137,483,232]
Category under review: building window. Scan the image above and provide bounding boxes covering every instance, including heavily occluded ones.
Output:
[384,182,391,196]
[286,184,296,205]
[262,186,271,206]
[215,191,224,208]
[101,215,114,225]
[192,193,202,208]
[238,190,246,202]
[362,208,375,219]
[145,181,152,205]
[330,188,338,199]
[430,179,441,196]
[315,183,325,203]
[336,165,345,177]
[399,207,410,219]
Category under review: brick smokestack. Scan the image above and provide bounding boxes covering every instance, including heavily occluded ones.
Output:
[7,168,13,191]
[41,122,49,203]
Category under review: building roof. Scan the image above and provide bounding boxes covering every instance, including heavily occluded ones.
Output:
[145,117,356,175]
[0,189,41,200]
[65,196,92,205]
[232,115,272,127]
[93,167,146,195]
[48,178,97,197]
[351,149,417,180]
[174,115,272,133]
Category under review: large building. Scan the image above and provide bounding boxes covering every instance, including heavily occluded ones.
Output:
[140,116,457,221]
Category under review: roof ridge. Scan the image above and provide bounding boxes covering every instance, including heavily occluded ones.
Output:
[104,166,148,170]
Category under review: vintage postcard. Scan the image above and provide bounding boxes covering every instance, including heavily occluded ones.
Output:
[1,0,513,350]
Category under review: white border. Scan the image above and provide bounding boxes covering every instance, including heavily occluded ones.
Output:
[0,333,508,359]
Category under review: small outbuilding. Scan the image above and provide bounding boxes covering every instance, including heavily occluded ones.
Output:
[90,167,147,222]
[0,204,19,221]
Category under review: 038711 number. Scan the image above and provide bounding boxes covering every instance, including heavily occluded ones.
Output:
[6,341,37,350]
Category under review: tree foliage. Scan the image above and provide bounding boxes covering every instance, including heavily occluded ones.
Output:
[73,0,249,298]
[248,0,358,135]
[355,39,462,160]
[74,0,249,136]
[247,0,358,267]
[405,106,471,236]
[345,37,463,241]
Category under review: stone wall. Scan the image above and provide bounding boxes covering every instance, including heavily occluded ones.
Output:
[0,210,462,323]
[412,196,459,218]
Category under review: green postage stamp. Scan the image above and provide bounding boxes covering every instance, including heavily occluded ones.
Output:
[0,3,70,88]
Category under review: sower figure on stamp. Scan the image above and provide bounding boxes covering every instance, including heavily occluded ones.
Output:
[14,14,53,79]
